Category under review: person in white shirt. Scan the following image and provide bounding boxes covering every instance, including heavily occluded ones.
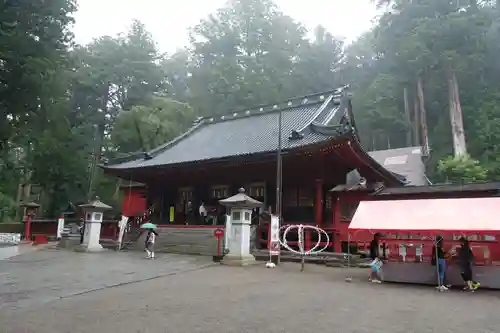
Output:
[145,230,157,259]
[199,202,207,224]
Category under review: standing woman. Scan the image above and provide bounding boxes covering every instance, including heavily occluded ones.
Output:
[432,236,449,291]
[457,237,480,291]
[368,233,383,283]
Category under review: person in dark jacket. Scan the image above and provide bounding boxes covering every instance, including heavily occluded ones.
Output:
[368,233,383,283]
[432,236,450,291]
[457,237,480,291]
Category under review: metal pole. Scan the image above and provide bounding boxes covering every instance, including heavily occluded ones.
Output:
[275,107,283,265]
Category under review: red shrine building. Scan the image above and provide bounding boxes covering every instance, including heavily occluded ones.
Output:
[102,86,432,252]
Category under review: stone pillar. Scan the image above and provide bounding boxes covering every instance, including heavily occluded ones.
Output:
[223,207,256,266]
[82,211,104,251]
[219,188,262,266]
[76,198,112,253]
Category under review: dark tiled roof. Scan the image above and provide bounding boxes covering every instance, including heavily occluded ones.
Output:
[332,146,427,191]
[105,87,352,170]
[376,181,500,196]
[368,147,428,186]
[330,182,384,192]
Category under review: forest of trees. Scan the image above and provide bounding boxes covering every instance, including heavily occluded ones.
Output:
[1,0,499,220]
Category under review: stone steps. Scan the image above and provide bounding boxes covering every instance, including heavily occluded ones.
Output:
[131,228,223,256]
[252,250,370,268]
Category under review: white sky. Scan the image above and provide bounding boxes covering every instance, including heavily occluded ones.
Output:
[73,0,378,53]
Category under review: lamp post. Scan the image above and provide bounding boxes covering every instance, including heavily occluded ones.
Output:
[274,106,283,265]
[21,202,40,242]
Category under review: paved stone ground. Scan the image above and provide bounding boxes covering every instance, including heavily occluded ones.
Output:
[1,251,500,333]
[0,248,215,311]
[0,243,50,260]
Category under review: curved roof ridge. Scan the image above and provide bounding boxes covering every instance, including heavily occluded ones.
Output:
[202,88,345,126]
[148,120,206,157]
[296,94,334,132]
[346,140,406,186]
[104,120,206,166]
[309,122,353,137]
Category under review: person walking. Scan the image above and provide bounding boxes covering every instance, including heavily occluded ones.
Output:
[145,229,157,259]
[368,233,383,283]
[457,237,480,291]
[199,202,207,225]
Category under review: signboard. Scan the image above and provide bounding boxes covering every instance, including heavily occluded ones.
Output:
[0,233,21,245]
[224,214,231,253]
[169,207,175,222]
[269,215,280,255]
[117,216,129,250]
[56,216,65,239]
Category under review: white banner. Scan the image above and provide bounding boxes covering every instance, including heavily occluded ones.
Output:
[224,214,231,252]
[269,215,280,255]
[117,216,129,250]
[57,216,65,239]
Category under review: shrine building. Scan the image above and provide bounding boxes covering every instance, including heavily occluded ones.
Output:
[102,86,429,253]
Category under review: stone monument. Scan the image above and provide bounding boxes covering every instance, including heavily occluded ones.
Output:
[219,188,262,266]
[74,197,112,252]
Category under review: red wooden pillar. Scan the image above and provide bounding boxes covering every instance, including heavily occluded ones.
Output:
[305,229,312,252]
[308,179,323,252]
[332,194,341,252]
[314,179,323,227]
[25,214,32,241]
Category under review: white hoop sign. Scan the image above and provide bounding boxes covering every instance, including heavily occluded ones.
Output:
[278,224,330,256]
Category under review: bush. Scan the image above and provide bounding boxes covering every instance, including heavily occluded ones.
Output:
[0,192,17,223]
[437,154,488,184]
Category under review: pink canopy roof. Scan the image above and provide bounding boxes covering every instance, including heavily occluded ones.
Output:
[348,197,500,235]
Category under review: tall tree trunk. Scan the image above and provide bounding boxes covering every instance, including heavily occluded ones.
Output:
[469,0,478,11]
[448,66,467,157]
[413,94,420,146]
[87,84,110,201]
[416,76,430,156]
[403,87,412,146]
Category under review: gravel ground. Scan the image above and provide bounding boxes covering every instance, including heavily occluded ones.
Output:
[1,251,500,333]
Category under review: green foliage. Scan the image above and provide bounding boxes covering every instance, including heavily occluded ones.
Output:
[187,0,344,115]
[27,105,90,216]
[111,97,196,153]
[2,0,500,217]
[0,0,77,151]
[0,192,17,223]
[438,154,488,184]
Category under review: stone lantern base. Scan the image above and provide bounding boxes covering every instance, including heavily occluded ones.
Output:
[73,244,107,253]
[221,254,258,266]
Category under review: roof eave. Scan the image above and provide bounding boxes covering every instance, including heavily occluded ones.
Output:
[102,137,343,177]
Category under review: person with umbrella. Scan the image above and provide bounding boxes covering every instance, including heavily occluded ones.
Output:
[141,223,158,259]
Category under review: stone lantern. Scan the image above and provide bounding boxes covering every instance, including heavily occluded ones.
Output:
[219,188,262,266]
[21,201,40,241]
[76,197,112,252]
